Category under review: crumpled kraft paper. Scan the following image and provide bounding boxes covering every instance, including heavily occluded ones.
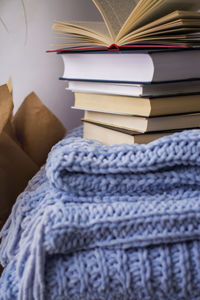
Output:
[0,82,66,231]
[13,92,66,166]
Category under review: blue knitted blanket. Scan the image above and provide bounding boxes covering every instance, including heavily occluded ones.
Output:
[1,127,200,300]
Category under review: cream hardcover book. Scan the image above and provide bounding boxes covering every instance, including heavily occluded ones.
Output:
[83,121,177,145]
[73,92,200,117]
[83,110,200,133]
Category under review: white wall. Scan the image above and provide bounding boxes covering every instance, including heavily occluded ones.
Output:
[0,0,101,130]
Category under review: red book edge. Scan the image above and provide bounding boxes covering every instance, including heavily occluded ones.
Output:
[46,43,191,53]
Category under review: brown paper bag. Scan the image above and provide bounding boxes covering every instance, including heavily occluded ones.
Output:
[0,131,38,229]
[3,78,17,142]
[0,84,13,133]
[0,85,39,230]
[13,92,66,166]
[3,119,17,141]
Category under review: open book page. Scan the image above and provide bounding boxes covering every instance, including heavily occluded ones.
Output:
[116,0,159,41]
[92,0,140,40]
[53,21,111,46]
[128,34,199,45]
[131,11,200,35]
[116,0,200,43]
[121,29,200,46]
[133,27,200,41]
[119,11,200,44]
[53,40,109,47]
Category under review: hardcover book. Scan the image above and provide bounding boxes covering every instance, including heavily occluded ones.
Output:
[83,111,200,133]
[83,120,181,145]
[73,92,200,117]
[66,79,200,97]
[59,49,200,83]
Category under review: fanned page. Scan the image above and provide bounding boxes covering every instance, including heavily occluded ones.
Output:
[116,0,200,43]
[119,11,200,45]
[92,0,140,40]
[53,21,111,47]
[52,0,200,48]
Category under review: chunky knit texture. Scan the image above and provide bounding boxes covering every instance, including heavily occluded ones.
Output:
[0,127,200,300]
[46,128,200,200]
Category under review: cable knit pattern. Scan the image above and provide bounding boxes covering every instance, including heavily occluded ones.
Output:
[0,127,200,300]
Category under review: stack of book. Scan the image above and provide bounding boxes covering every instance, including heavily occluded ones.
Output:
[50,0,200,145]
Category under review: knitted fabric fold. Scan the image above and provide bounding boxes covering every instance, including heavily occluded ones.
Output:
[1,127,200,300]
[46,129,200,198]
[1,242,200,300]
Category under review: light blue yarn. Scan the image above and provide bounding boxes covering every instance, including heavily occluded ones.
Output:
[46,128,200,199]
[0,127,200,300]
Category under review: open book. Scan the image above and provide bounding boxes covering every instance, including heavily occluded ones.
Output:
[52,0,200,49]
